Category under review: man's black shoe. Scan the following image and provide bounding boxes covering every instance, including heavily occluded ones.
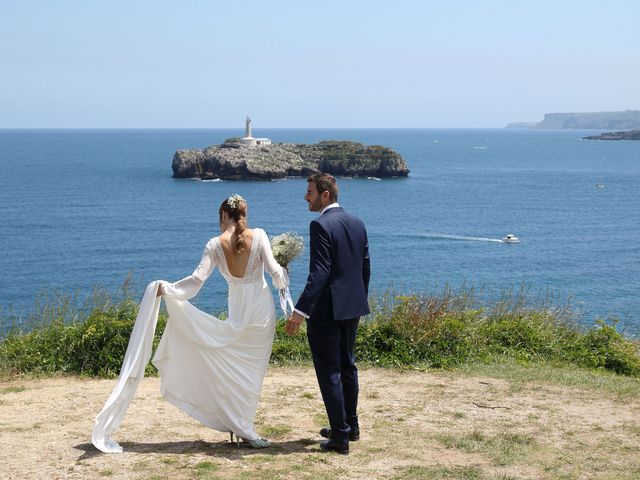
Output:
[319,439,349,455]
[320,427,360,441]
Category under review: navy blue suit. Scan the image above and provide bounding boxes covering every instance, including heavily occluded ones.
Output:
[295,207,370,443]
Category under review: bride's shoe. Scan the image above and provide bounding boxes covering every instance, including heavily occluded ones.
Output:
[241,437,270,448]
[229,431,270,448]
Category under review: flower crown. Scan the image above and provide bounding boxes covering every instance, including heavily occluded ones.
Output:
[226,194,245,210]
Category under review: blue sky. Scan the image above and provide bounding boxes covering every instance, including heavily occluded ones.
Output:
[1,1,639,128]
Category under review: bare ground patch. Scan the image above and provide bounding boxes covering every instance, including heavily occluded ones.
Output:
[1,366,639,479]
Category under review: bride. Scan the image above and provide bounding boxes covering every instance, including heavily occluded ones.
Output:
[92,194,289,452]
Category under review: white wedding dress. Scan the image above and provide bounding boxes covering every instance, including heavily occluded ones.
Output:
[92,228,289,453]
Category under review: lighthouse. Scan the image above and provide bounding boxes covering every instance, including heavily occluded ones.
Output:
[240,117,271,146]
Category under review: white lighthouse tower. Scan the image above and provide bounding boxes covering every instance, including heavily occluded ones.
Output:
[240,117,271,146]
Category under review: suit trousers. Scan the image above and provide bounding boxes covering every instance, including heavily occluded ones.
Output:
[306,316,360,443]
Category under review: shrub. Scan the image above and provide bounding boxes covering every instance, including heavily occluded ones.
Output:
[1,285,639,379]
[270,320,311,364]
[0,300,168,378]
[572,320,640,375]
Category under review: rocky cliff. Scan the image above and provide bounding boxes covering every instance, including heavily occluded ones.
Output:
[506,110,640,130]
[172,140,410,180]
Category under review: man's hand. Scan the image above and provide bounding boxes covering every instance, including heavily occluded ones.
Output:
[286,311,304,335]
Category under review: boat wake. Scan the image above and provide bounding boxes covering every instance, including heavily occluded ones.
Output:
[420,233,505,243]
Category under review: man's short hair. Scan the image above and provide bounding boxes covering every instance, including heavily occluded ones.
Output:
[308,173,338,202]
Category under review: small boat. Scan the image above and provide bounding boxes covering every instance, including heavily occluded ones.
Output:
[502,234,520,243]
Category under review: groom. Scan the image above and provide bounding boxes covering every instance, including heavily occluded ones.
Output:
[287,173,370,455]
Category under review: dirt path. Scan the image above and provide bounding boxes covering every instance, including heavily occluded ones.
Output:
[1,367,639,479]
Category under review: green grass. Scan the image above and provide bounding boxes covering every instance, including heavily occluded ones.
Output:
[392,465,491,480]
[194,461,218,480]
[435,430,537,466]
[1,386,26,394]
[258,423,292,439]
[1,282,639,380]
[457,359,640,400]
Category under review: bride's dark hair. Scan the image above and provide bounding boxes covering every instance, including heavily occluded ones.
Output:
[219,195,248,254]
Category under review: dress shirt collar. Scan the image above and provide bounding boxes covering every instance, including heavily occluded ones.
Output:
[320,202,340,215]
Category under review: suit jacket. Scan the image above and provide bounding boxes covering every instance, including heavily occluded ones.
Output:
[295,207,370,321]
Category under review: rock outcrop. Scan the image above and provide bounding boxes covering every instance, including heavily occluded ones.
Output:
[172,140,410,180]
[583,129,640,140]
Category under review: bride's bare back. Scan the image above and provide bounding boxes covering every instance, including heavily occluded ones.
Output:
[219,229,254,278]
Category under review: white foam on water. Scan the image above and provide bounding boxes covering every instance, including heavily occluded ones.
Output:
[420,233,505,243]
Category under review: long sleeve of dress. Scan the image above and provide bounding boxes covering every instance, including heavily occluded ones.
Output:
[162,243,218,300]
[260,229,290,290]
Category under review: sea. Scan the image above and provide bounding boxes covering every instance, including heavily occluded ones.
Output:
[1,128,639,334]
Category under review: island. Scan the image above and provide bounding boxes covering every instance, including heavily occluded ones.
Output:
[507,110,640,130]
[172,118,409,180]
[582,129,640,140]
[172,139,410,181]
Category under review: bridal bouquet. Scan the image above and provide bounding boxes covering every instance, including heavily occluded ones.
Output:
[270,232,304,316]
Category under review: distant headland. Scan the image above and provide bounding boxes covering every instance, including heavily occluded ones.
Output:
[172,117,410,181]
[506,110,640,130]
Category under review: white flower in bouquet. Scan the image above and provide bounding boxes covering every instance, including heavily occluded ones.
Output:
[270,232,305,268]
